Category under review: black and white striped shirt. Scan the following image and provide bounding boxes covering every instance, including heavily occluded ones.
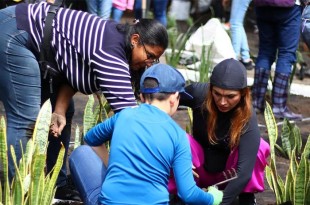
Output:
[16,2,137,112]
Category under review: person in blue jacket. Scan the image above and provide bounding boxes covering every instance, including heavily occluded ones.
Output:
[69,63,223,205]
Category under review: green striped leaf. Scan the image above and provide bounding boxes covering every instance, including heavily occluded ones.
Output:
[294,156,307,205]
[270,160,284,204]
[24,138,34,166]
[187,107,193,128]
[23,174,31,195]
[302,136,310,203]
[0,116,10,205]
[29,152,46,205]
[305,178,310,205]
[0,179,2,204]
[42,144,65,205]
[301,135,310,160]
[74,125,81,149]
[264,102,278,160]
[38,167,45,205]
[17,141,26,182]
[102,100,111,120]
[93,104,101,125]
[83,95,95,135]
[10,146,24,205]
[32,100,52,154]
[20,139,34,196]
[292,125,302,156]
[289,176,294,203]
[276,174,285,203]
[281,119,291,158]
[95,93,110,123]
[265,166,274,191]
[290,148,298,176]
[284,168,293,202]
[275,144,286,158]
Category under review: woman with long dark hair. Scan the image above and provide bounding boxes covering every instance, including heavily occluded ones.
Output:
[0,1,168,200]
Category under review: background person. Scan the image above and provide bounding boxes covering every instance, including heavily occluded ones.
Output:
[169,59,270,205]
[69,64,223,205]
[168,0,192,33]
[252,1,303,120]
[85,0,113,19]
[0,1,168,200]
[229,0,255,70]
[134,0,169,26]
[112,0,135,23]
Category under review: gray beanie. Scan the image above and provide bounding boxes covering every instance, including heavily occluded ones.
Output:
[210,58,247,90]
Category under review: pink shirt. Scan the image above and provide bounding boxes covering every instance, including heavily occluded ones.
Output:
[113,0,135,11]
[168,135,270,194]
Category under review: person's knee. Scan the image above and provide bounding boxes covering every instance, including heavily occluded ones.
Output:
[70,145,92,163]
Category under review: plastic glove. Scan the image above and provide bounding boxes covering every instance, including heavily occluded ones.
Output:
[207,186,223,205]
[50,112,66,137]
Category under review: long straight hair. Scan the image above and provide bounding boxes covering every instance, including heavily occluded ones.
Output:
[203,85,252,149]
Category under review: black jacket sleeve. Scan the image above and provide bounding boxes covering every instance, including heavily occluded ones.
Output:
[180,82,209,149]
[221,111,261,205]
[180,82,208,109]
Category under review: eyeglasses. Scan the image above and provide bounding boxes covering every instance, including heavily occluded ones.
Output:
[141,41,160,65]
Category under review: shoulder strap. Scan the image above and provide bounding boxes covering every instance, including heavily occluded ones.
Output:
[39,2,63,93]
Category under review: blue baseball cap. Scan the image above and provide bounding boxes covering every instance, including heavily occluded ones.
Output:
[140,63,193,99]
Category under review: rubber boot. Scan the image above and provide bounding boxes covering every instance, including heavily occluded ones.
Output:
[272,72,303,120]
[252,67,270,113]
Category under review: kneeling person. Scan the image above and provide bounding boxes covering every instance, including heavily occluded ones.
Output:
[69,63,223,205]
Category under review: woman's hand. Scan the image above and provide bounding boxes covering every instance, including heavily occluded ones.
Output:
[51,84,76,137]
[50,112,66,137]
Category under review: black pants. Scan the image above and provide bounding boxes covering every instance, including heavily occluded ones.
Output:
[169,193,256,205]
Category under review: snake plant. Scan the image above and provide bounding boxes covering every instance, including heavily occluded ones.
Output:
[264,102,310,205]
[0,100,65,205]
[73,93,111,149]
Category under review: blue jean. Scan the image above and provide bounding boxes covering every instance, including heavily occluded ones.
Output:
[112,7,124,22]
[255,5,302,74]
[86,0,112,19]
[301,5,310,48]
[229,0,252,61]
[69,145,107,205]
[0,5,74,186]
[0,5,39,180]
[134,0,168,26]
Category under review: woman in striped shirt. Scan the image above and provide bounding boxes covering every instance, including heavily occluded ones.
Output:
[0,1,168,200]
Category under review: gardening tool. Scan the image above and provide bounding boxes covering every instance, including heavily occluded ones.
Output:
[212,168,238,189]
[213,175,238,188]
